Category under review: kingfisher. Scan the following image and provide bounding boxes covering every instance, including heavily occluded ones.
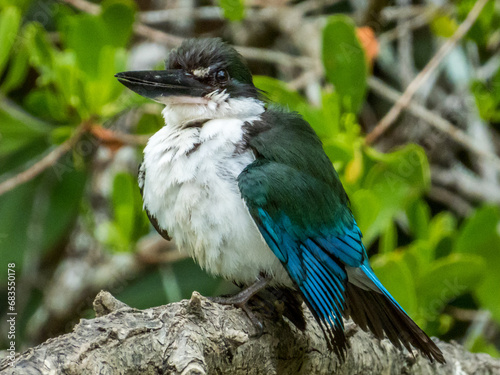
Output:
[115,38,445,363]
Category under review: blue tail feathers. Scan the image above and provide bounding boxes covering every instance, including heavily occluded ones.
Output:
[256,208,445,363]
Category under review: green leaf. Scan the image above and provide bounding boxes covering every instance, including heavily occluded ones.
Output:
[318,92,342,139]
[0,6,21,77]
[1,31,29,93]
[371,252,417,317]
[454,206,500,324]
[0,181,37,282]
[42,162,87,252]
[112,173,136,245]
[0,100,50,158]
[322,15,367,113]
[407,240,433,275]
[476,268,500,326]
[350,189,381,237]
[454,205,500,256]
[430,14,458,38]
[104,172,149,251]
[472,78,500,122]
[0,0,32,10]
[136,112,164,135]
[24,88,70,122]
[101,0,135,48]
[415,254,485,323]
[468,335,500,358]
[58,0,134,78]
[406,199,431,240]
[344,144,364,184]
[360,144,430,243]
[457,0,495,47]
[24,23,55,75]
[59,13,107,77]
[85,46,128,115]
[428,211,456,249]
[218,0,245,21]
[254,76,306,109]
[300,106,331,140]
[379,221,397,254]
[323,141,353,167]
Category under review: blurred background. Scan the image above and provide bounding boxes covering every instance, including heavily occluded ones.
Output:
[0,0,499,359]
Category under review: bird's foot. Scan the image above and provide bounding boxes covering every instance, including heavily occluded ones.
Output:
[209,273,270,337]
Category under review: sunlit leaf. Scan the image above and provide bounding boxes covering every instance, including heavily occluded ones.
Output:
[0,182,37,282]
[0,6,21,77]
[371,252,417,317]
[360,145,430,243]
[416,254,485,324]
[101,0,135,48]
[454,206,500,325]
[350,189,381,237]
[344,147,363,184]
[254,76,306,109]
[406,200,431,240]
[454,205,500,256]
[1,31,29,93]
[430,14,458,38]
[112,172,136,245]
[0,100,50,158]
[379,221,397,254]
[322,15,367,113]
[218,0,245,21]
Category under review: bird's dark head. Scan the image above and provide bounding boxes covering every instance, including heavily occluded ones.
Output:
[115,38,260,113]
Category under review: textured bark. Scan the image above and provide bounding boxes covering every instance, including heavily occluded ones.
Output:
[1,291,499,375]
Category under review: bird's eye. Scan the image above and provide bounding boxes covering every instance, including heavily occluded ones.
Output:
[215,69,229,84]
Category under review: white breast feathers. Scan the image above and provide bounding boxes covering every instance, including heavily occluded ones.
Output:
[140,98,292,286]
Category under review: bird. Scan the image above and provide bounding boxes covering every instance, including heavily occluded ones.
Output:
[115,37,445,363]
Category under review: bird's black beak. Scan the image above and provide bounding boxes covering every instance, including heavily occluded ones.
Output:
[115,70,209,103]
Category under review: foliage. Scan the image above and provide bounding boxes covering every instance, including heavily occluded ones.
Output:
[0,0,499,359]
[322,15,367,114]
[218,0,245,22]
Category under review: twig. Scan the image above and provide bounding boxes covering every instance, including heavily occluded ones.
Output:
[476,52,500,80]
[445,306,483,322]
[380,4,451,21]
[365,0,490,145]
[379,10,435,44]
[140,7,222,23]
[431,165,500,203]
[61,0,99,14]
[109,131,150,146]
[428,186,473,217]
[368,76,500,172]
[61,0,313,68]
[133,24,183,47]
[287,69,321,91]
[397,0,416,88]
[236,46,314,68]
[91,125,150,146]
[0,123,88,196]
[62,0,183,47]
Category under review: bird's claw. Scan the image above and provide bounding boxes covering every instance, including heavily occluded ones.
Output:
[208,274,272,337]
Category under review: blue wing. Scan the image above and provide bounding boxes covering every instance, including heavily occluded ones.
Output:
[238,109,445,363]
[257,206,364,357]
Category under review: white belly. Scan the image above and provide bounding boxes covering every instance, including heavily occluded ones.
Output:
[141,118,291,286]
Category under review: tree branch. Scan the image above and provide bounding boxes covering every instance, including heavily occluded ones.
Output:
[2,291,499,374]
[368,76,500,172]
[366,0,490,145]
[0,122,89,197]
